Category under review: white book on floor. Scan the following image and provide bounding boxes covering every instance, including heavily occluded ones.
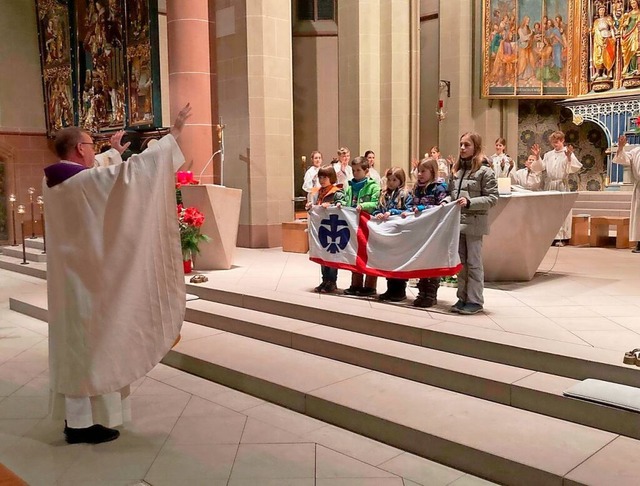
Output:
[564,378,640,413]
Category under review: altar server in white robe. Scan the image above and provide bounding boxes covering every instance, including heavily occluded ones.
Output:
[510,154,543,191]
[613,135,640,253]
[531,131,582,242]
[43,104,192,444]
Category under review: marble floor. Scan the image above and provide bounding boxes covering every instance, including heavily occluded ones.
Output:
[1,243,639,485]
[0,268,495,485]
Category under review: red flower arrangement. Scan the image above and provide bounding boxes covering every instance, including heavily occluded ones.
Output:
[177,203,210,261]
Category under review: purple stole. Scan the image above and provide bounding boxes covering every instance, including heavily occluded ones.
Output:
[44,163,88,188]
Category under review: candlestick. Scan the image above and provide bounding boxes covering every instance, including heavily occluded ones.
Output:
[17,205,28,265]
[27,187,36,239]
[9,194,16,246]
[37,196,45,254]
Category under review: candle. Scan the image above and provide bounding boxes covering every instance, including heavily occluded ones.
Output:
[497,177,511,195]
[438,99,443,109]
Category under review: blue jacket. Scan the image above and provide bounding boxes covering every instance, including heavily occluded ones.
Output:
[373,188,413,215]
[409,181,448,211]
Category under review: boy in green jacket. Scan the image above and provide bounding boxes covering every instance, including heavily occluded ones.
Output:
[336,156,381,296]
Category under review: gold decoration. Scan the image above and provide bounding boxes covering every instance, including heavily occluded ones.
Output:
[573,114,584,125]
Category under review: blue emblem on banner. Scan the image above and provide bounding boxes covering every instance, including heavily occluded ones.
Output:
[319,214,350,254]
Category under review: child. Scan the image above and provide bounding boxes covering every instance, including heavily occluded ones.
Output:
[332,147,353,187]
[336,156,381,296]
[364,150,382,186]
[530,130,582,243]
[490,137,514,178]
[410,158,448,308]
[373,167,413,301]
[450,132,498,315]
[510,154,542,191]
[306,165,343,293]
[302,150,323,201]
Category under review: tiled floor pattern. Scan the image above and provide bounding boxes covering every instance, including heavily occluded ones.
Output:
[0,270,494,485]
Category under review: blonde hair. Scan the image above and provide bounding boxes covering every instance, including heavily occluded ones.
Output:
[548,131,565,143]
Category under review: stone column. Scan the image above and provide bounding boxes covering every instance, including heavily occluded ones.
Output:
[166,0,219,183]
[216,0,294,247]
[439,0,507,158]
[337,0,412,174]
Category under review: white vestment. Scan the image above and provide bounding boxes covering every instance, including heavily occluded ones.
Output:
[532,148,582,239]
[333,162,353,187]
[302,166,320,194]
[613,146,640,241]
[490,153,513,177]
[510,168,542,191]
[44,134,186,427]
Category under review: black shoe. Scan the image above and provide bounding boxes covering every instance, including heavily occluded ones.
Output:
[458,303,483,315]
[358,287,376,297]
[450,300,465,313]
[388,293,406,302]
[321,281,337,293]
[314,281,327,293]
[378,291,393,301]
[344,286,363,296]
[633,248,640,253]
[64,423,120,444]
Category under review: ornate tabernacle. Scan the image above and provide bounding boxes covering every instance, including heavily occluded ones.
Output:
[35,0,162,136]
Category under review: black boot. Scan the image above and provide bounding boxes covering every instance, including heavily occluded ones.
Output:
[634,242,640,253]
[413,278,439,308]
[380,278,406,301]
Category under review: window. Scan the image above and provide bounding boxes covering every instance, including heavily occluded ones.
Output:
[297,0,335,21]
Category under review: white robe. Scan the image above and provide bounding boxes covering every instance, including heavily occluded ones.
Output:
[302,166,320,194]
[532,147,582,239]
[490,153,513,177]
[44,135,186,415]
[333,162,353,187]
[510,167,542,191]
[613,147,640,241]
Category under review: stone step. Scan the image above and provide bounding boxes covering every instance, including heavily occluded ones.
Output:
[164,322,640,486]
[0,255,47,279]
[571,208,631,218]
[24,237,45,251]
[575,191,632,202]
[573,201,631,210]
[184,283,640,388]
[1,245,47,262]
[184,299,640,440]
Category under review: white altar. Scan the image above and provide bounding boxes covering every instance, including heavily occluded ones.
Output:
[180,184,242,270]
[482,191,579,281]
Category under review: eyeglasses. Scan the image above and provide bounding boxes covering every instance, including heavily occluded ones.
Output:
[78,142,95,146]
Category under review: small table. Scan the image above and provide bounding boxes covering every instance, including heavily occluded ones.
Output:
[589,216,630,249]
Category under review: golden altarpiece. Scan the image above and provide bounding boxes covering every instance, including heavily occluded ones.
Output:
[34,0,164,146]
[482,0,640,183]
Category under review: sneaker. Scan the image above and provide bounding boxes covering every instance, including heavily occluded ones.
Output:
[450,300,465,313]
[64,423,120,444]
[314,282,327,293]
[358,287,377,297]
[321,281,337,293]
[344,286,363,296]
[458,303,483,315]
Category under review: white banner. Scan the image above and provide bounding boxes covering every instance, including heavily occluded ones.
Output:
[308,204,462,278]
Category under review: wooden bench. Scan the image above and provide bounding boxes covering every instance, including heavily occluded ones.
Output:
[569,215,590,246]
[589,216,630,249]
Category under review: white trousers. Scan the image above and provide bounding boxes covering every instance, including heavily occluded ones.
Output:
[51,386,131,429]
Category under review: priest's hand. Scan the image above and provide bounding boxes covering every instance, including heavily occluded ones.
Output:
[171,103,192,139]
[110,130,131,154]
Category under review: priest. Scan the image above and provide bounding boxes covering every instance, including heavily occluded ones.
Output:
[43,104,192,444]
